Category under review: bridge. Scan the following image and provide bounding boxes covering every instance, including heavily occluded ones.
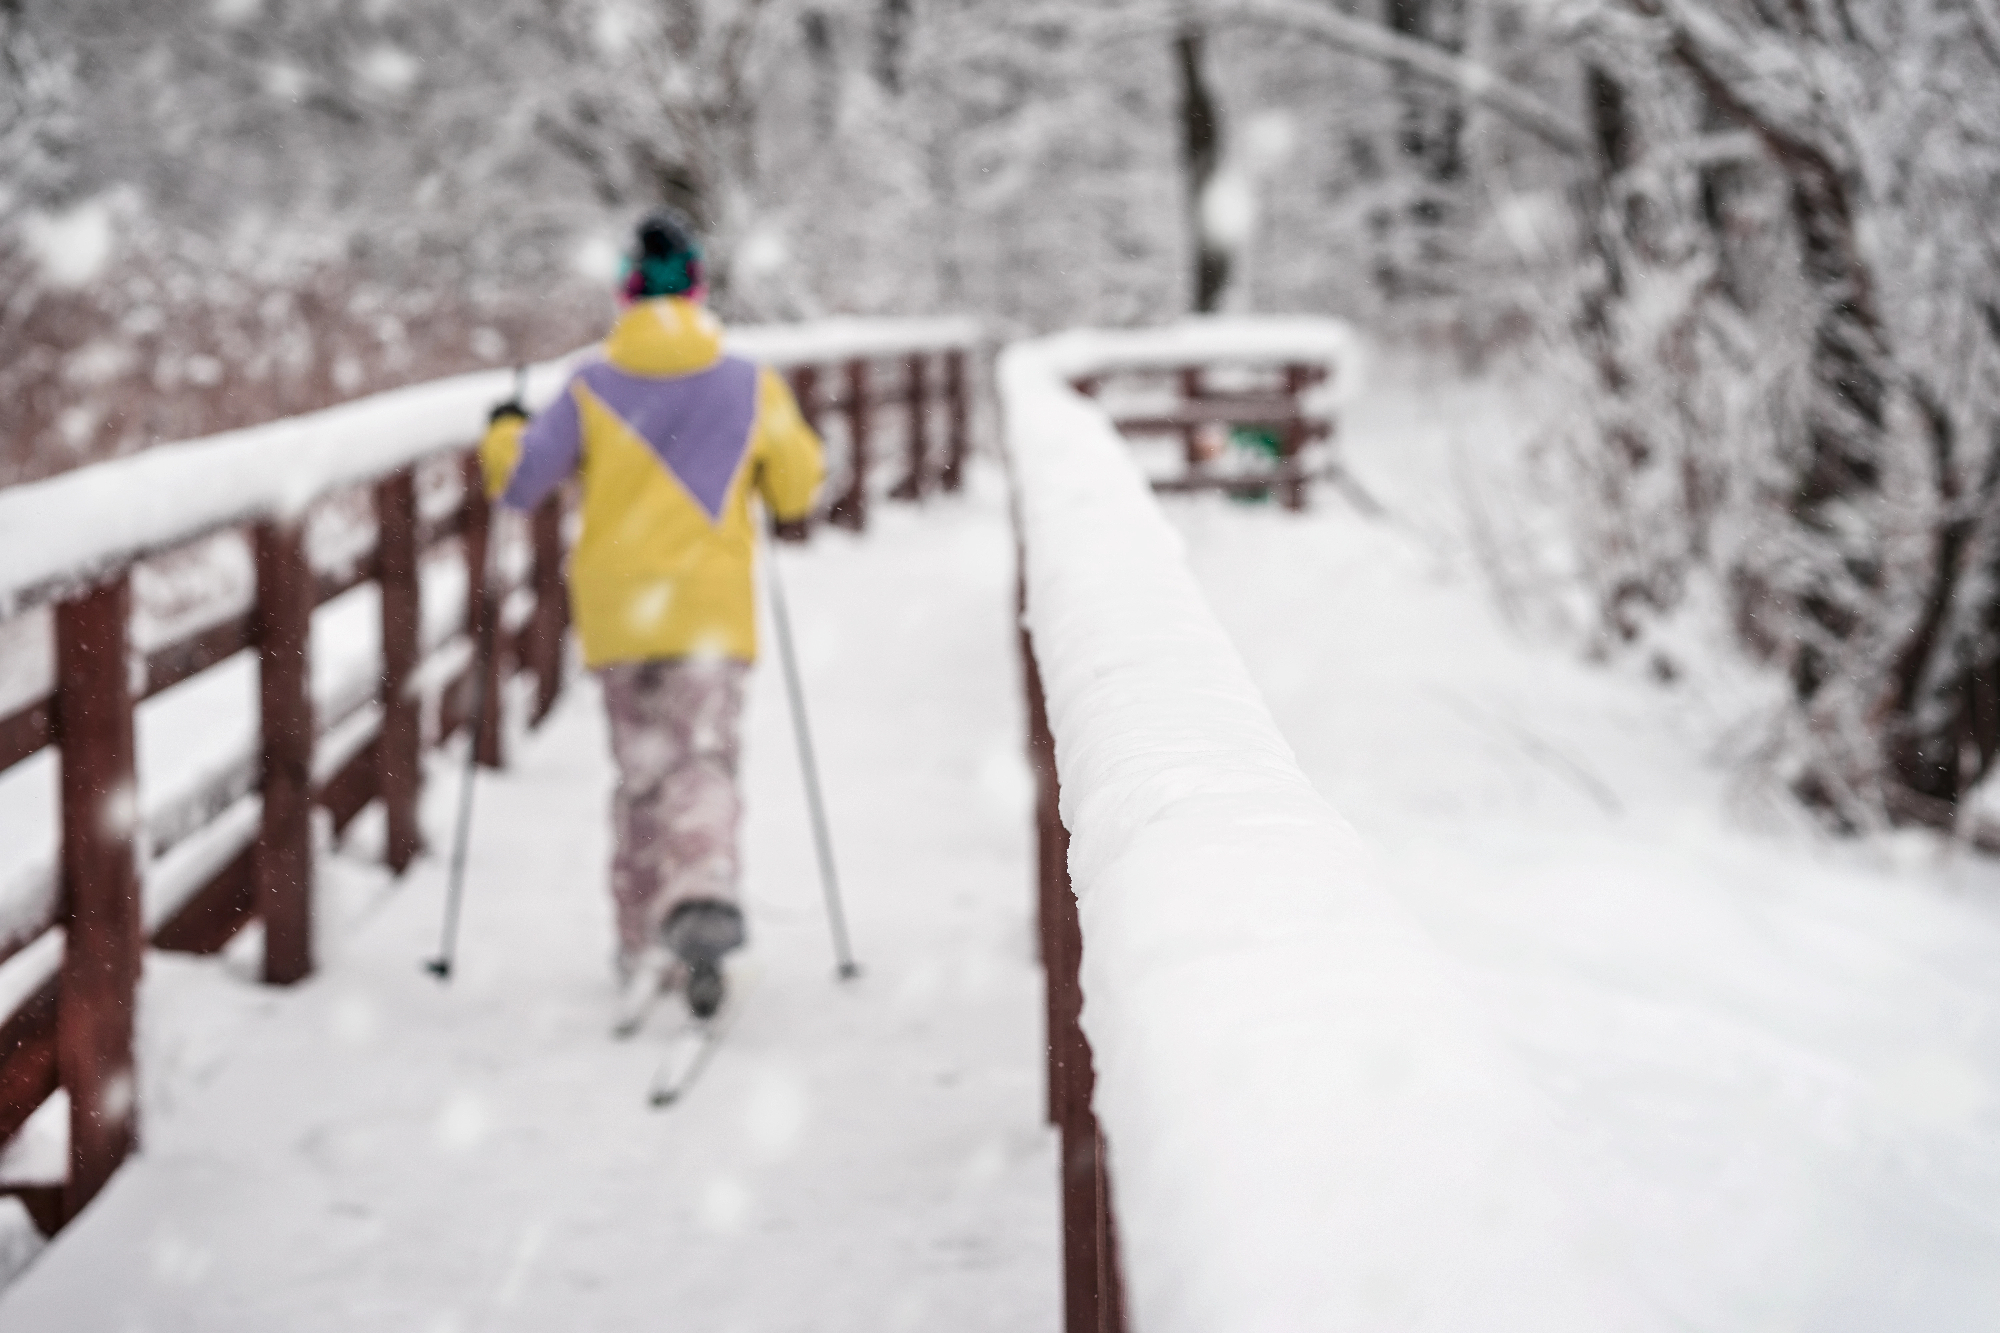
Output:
[1,318,1998,1332]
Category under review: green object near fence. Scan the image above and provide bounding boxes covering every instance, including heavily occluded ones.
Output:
[1228,425,1282,504]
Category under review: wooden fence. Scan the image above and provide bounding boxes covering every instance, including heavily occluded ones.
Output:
[1005,320,1352,1333]
[1022,610,1128,1333]
[0,459,564,1236]
[779,346,975,529]
[0,325,981,1240]
[1072,360,1333,511]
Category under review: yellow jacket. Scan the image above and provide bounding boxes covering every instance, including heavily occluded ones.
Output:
[480,298,824,666]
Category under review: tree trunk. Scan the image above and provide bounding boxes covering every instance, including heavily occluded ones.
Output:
[1176,25,1228,313]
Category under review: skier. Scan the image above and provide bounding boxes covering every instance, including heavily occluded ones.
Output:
[479,210,826,1018]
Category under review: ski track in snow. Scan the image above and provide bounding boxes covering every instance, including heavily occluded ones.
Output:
[0,472,1058,1332]
[3,360,2000,1327]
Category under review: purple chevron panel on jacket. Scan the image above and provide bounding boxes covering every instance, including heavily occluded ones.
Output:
[578,357,760,522]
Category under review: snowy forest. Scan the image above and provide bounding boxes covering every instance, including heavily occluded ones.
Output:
[8,3,2000,835]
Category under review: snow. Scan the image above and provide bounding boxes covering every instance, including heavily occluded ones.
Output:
[0,478,1058,1330]
[728,317,984,368]
[1002,337,1657,1331]
[20,199,116,288]
[0,316,979,619]
[144,796,260,937]
[6,331,1998,1327]
[1025,315,1359,406]
[0,546,471,973]
[0,356,576,620]
[1171,355,2000,1331]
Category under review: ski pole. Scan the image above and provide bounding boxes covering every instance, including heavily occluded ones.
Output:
[765,544,861,981]
[426,365,525,982]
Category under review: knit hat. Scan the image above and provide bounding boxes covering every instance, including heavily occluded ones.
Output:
[621,208,704,301]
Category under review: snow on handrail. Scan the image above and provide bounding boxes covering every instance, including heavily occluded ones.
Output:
[1002,324,1643,1332]
[0,315,983,618]
[1024,314,1359,384]
[728,315,984,367]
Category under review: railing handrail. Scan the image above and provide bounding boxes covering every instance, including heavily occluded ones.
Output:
[1003,323,1633,1331]
[1023,314,1357,388]
[0,316,987,620]
[730,315,984,367]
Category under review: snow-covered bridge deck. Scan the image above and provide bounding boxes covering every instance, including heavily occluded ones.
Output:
[0,480,1058,1331]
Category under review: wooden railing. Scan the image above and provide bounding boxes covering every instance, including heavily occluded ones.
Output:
[738,318,982,530]
[1007,320,1351,1333]
[0,452,561,1236]
[1005,320,1627,1332]
[1072,361,1332,511]
[0,317,984,1241]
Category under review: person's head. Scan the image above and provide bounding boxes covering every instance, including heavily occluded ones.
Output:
[620,208,705,305]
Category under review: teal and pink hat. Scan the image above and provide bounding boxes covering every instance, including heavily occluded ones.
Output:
[620,209,705,303]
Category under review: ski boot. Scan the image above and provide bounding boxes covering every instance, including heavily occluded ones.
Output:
[661,899,744,1020]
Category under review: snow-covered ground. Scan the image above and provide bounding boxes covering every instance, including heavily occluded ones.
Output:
[5,353,2000,1329]
[0,475,1058,1331]
[1167,356,2000,1332]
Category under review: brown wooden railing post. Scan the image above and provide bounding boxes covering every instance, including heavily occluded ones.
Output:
[1281,363,1311,512]
[1022,613,1127,1333]
[53,575,140,1222]
[942,350,971,493]
[789,365,822,434]
[463,455,504,769]
[255,520,315,986]
[376,469,424,873]
[1178,367,1206,474]
[829,358,871,531]
[893,353,929,500]
[528,494,566,727]
[1094,1128,1128,1331]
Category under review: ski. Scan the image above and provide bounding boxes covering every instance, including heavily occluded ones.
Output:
[611,953,683,1040]
[646,978,745,1108]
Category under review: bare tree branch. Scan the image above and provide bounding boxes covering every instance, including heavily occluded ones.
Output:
[1967,0,2000,70]
[1208,0,1590,156]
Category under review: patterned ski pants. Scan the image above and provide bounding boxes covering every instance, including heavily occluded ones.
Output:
[599,657,749,958]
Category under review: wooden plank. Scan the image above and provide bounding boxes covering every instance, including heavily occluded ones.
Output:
[415,505,464,551]
[1110,397,1313,432]
[313,553,378,609]
[527,495,566,728]
[1062,1126,1106,1333]
[463,455,505,770]
[1280,363,1311,512]
[1093,1127,1129,1332]
[891,353,929,501]
[1022,618,1061,1124]
[150,844,255,956]
[1177,367,1204,470]
[943,350,971,493]
[375,469,424,872]
[0,979,59,1147]
[139,611,253,702]
[317,736,380,836]
[828,359,870,531]
[54,574,142,1222]
[0,699,54,776]
[1147,460,1328,498]
[788,365,823,433]
[0,1185,64,1238]
[1024,617,1126,1333]
[254,521,315,986]
[1071,359,1329,383]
